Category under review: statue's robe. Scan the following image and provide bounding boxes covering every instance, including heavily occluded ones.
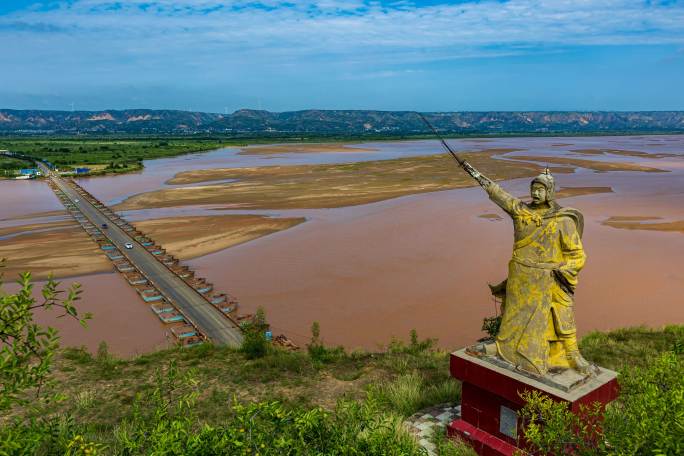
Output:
[486,183,586,376]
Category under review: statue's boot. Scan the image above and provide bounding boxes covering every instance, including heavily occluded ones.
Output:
[559,334,593,375]
[469,341,498,356]
[567,350,592,375]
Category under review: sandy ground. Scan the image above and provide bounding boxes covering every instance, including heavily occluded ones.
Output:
[117,150,567,211]
[0,215,304,279]
[240,143,378,155]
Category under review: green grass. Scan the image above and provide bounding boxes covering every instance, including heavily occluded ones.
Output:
[580,324,684,370]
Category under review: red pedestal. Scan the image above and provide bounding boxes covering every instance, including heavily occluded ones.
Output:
[447,349,619,456]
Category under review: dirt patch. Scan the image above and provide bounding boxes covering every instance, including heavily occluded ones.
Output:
[118,151,568,211]
[240,143,378,155]
[507,155,668,173]
[602,216,684,234]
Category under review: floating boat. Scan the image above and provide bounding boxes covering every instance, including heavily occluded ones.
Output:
[157,311,185,323]
[171,325,197,339]
[115,262,135,272]
[139,289,163,302]
[150,302,174,314]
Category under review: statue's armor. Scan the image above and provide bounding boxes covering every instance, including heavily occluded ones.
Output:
[486,182,586,376]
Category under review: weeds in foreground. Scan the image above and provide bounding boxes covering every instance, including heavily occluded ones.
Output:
[369,371,460,417]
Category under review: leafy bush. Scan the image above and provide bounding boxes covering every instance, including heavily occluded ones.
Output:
[603,351,683,455]
[519,350,684,456]
[0,270,87,410]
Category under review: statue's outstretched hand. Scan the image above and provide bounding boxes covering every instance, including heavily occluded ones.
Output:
[480,176,494,190]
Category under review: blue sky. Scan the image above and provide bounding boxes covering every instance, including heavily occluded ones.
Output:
[1,0,683,112]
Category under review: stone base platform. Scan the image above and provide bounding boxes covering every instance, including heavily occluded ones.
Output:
[447,348,619,456]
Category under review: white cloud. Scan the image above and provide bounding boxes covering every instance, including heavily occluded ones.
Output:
[1,0,683,103]
[4,1,684,57]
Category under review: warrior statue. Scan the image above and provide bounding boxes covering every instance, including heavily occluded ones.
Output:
[416,113,591,377]
[477,169,592,377]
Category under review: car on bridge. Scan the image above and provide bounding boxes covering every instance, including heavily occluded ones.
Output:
[101,223,108,229]
[125,242,134,249]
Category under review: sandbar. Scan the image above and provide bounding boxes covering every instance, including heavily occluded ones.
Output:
[0,222,111,280]
[0,215,304,279]
[478,213,503,220]
[555,186,613,199]
[602,216,684,234]
[133,215,305,259]
[570,149,678,159]
[119,151,567,211]
[239,143,378,155]
[508,155,667,173]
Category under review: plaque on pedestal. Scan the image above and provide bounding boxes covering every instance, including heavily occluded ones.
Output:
[447,348,619,456]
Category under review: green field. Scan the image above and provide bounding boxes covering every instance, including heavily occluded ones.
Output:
[0,138,238,175]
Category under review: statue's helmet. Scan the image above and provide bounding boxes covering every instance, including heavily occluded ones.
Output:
[530,167,555,202]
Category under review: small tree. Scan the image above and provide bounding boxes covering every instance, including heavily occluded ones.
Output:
[0,266,89,410]
[240,307,269,359]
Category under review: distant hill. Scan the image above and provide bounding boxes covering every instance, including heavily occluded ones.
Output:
[1,108,683,135]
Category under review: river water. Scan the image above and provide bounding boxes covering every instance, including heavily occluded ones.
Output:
[1,136,683,355]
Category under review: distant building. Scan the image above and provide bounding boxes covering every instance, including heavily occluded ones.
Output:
[19,168,38,175]
[75,167,91,174]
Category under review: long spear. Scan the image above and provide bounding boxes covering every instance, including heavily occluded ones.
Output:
[416,112,490,187]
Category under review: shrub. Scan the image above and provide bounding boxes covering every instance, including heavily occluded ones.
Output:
[0,270,87,410]
[519,350,684,456]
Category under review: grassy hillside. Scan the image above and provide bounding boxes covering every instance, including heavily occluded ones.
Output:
[2,325,682,455]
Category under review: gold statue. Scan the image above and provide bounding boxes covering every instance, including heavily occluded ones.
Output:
[477,169,591,377]
[415,114,591,377]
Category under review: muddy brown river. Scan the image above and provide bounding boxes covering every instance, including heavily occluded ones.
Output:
[1,136,683,355]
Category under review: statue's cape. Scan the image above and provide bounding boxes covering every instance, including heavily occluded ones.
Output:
[538,203,585,238]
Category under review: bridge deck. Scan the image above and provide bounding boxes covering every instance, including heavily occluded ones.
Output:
[39,163,243,347]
